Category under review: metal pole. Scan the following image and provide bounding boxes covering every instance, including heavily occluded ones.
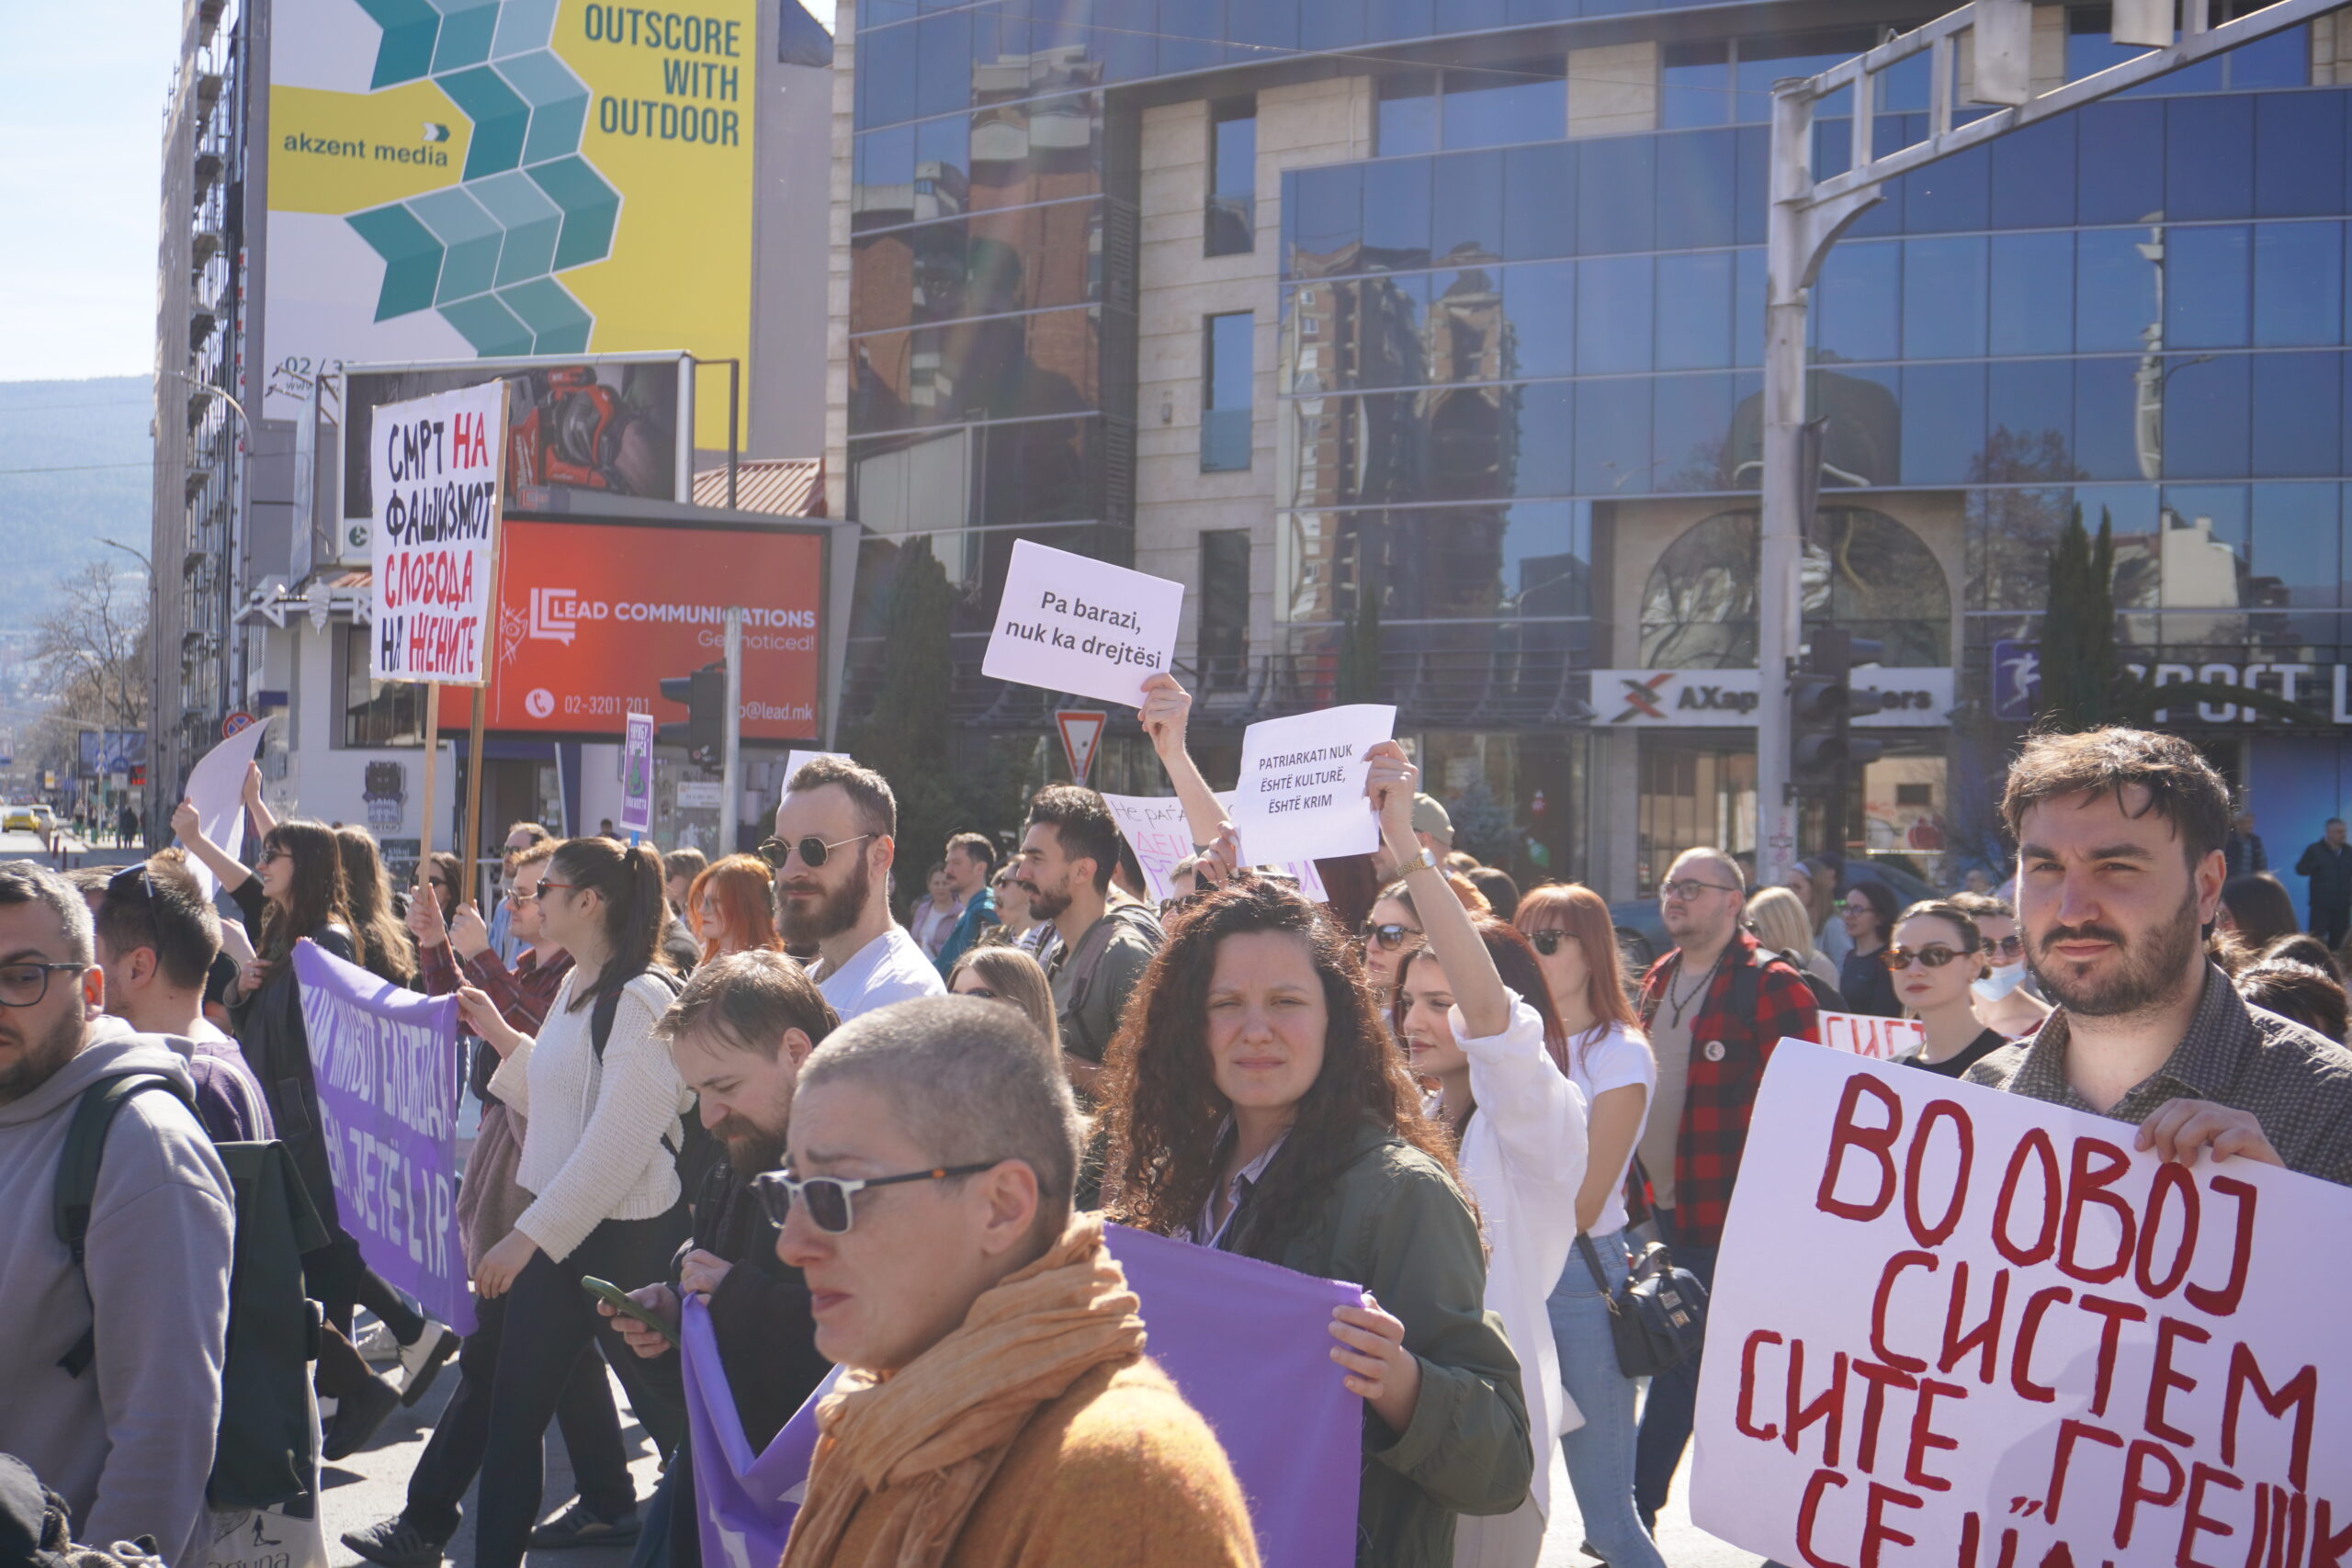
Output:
[1758,81,1814,888]
[721,605,742,854]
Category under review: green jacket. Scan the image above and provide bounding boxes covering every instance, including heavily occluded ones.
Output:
[1218,1121,1531,1568]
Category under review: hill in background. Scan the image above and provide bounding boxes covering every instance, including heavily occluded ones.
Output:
[0,376,153,633]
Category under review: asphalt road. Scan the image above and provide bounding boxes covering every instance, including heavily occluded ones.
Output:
[319,1350,1759,1568]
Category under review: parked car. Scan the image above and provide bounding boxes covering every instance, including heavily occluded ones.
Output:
[1,805,39,833]
[29,805,56,835]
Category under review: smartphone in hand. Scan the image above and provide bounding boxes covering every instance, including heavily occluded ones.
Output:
[580,1274,678,1347]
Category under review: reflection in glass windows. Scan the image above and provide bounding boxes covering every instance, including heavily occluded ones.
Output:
[1207,98,1256,256]
[1374,62,1566,154]
[1638,508,1951,669]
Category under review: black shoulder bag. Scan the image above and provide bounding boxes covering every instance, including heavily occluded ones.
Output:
[1575,1229,1710,1379]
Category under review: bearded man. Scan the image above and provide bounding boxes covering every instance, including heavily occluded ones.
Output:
[1972,728,2352,1185]
[763,756,944,1021]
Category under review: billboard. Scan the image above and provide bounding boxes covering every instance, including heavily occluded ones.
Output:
[438,516,823,739]
[264,0,754,447]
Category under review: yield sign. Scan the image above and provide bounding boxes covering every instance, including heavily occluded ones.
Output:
[1056,709,1106,785]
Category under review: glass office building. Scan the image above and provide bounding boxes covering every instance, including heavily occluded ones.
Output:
[836,0,2352,902]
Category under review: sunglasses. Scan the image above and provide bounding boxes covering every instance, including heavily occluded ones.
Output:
[1983,934,2026,959]
[757,833,874,872]
[1359,920,1423,952]
[1524,929,1577,956]
[751,1163,1001,1234]
[1659,878,1739,901]
[1882,944,1968,971]
[107,863,156,904]
[255,846,290,867]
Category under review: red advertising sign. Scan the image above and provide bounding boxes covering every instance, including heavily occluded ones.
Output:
[439,518,823,739]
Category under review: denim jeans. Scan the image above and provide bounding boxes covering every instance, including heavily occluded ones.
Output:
[1631,1208,1718,1526]
[1546,1230,1668,1568]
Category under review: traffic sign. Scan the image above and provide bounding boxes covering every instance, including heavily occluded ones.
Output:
[1056,709,1106,786]
[223,711,259,739]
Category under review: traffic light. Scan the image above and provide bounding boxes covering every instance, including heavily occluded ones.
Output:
[1791,628,1887,784]
[658,661,726,764]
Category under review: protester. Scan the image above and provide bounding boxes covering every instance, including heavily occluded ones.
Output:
[2295,816,2352,949]
[947,943,1061,1053]
[1801,856,1849,964]
[1018,785,1163,1095]
[91,853,270,1143]
[982,861,1045,952]
[488,823,554,963]
[2263,931,2343,979]
[2234,958,2347,1043]
[2218,871,2300,954]
[1383,749,1586,1568]
[1358,880,1427,1012]
[1463,866,1520,922]
[173,806,412,1454]
[424,852,464,921]
[906,861,964,959]
[117,802,140,849]
[1884,900,2008,1078]
[2223,808,2268,875]
[1099,870,1532,1567]
[0,861,234,1568]
[662,849,708,918]
[764,756,944,1019]
[1743,886,1842,1001]
[1834,879,1902,1017]
[932,831,998,975]
[1937,890,2041,1039]
[462,836,695,1568]
[336,825,419,987]
[1511,884,1664,1568]
[348,838,626,1568]
[1961,867,1996,896]
[603,952,839,1568]
[1973,728,2352,1185]
[687,852,786,964]
[1629,846,1819,1532]
[768,997,1261,1568]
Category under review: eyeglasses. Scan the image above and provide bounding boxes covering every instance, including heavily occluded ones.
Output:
[750,1163,1001,1234]
[1659,878,1738,902]
[756,833,874,872]
[1983,934,2025,959]
[505,886,541,904]
[254,847,289,867]
[427,878,451,892]
[1524,929,1577,956]
[1882,944,1967,971]
[1359,920,1423,952]
[535,880,583,897]
[0,961,90,1009]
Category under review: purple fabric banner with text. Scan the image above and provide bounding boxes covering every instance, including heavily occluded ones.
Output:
[293,939,476,1336]
[682,1223,1363,1568]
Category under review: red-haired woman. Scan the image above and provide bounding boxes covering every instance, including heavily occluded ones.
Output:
[1512,882,1665,1567]
[686,853,785,964]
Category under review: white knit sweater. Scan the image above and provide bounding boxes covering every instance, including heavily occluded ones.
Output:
[490,970,689,1262]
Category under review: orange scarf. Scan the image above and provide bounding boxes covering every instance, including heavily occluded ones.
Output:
[778,1213,1146,1568]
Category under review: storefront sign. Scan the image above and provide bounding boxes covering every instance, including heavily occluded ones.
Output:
[673,780,723,809]
[1592,668,1955,728]
[1993,643,2352,726]
[438,516,822,739]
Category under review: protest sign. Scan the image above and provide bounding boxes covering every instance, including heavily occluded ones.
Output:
[293,941,475,1336]
[369,379,506,685]
[1690,1042,2350,1568]
[619,711,655,838]
[981,540,1183,709]
[181,722,268,899]
[1098,792,1329,903]
[683,1224,1363,1568]
[1227,705,1396,863]
[1818,1010,1928,1061]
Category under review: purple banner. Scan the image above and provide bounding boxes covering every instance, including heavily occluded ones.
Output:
[682,1223,1362,1568]
[293,939,476,1336]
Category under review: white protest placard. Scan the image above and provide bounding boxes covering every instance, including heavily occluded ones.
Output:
[981,540,1184,709]
[1227,705,1395,864]
[1818,1010,1927,1061]
[1691,1043,2352,1567]
[1102,793,1329,904]
[369,379,506,685]
[182,721,268,899]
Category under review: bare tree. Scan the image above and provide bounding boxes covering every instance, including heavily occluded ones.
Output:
[27,561,150,781]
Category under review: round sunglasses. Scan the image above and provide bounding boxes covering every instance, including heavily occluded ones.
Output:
[757,833,874,872]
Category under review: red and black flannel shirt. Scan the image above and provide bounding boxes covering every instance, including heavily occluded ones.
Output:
[1635,926,1820,1247]
[415,938,572,1032]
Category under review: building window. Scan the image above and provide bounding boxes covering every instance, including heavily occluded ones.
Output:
[1375,60,1566,153]
[338,624,425,748]
[1207,97,1256,256]
[1199,530,1251,688]
[1204,311,1254,473]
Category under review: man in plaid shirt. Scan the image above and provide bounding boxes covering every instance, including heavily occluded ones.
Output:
[1629,846,1820,1533]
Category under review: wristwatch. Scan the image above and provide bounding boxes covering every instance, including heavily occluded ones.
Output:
[1400,846,1442,877]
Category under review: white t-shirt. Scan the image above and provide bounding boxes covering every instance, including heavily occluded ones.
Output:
[816,925,948,1020]
[1566,1022,1656,1238]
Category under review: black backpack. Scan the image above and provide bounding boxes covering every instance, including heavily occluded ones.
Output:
[52,1072,328,1511]
[589,971,724,1203]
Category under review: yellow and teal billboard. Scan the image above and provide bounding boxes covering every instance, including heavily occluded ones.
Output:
[264,0,754,446]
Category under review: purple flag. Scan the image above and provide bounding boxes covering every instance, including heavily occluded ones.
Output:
[293,939,476,1335]
[681,1224,1363,1568]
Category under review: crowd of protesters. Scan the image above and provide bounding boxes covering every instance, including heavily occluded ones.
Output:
[0,710,2348,1568]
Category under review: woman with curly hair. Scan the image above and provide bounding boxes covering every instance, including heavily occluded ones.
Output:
[1097,743,1532,1568]
[687,852,786,964]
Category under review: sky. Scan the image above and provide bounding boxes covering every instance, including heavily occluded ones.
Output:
[0,0,836,386]
[0,0,182,382]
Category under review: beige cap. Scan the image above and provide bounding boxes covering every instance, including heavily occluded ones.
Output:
[1411,793,1453,850]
